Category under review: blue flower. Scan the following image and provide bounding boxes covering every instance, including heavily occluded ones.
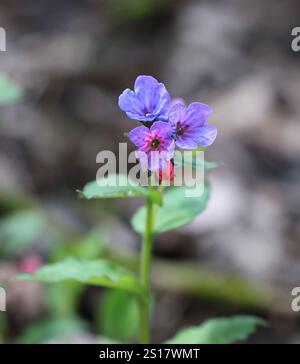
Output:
[129,121,174,171]
[169,102,217,150]
[118,75,171,122]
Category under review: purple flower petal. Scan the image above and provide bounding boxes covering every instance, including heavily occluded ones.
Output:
[129,125,150,147]
[169,101,216,150]
[118,75,171,122]
[168,103,186,126]
[134,76,170,115]
[150,121,172,136]
[147,152,161,172]
[176,125,217,150]
[176,125,217,149]
[175,135,200,150]
[147,150,174,172]
[136,152,164,172]
[195,125,217,147]
[150,121,175,154]
[135,150,161,172]
[130,121,174,171]
[119,89,143,116]
[185,102,212,124]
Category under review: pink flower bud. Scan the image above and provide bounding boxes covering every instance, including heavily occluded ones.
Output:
[157,159,174,182]
[18,255,43,274]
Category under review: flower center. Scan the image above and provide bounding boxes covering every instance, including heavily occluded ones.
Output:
[176,127,185,136]
[142,107,153,116]
[150,139,160,149]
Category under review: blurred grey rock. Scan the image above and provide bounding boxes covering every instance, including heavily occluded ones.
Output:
[182,173,247,233]
[100,217,139,254]
[165,1,255,96]
[211,75,275,137]
[0,263,44,324]
[0,155,32,191]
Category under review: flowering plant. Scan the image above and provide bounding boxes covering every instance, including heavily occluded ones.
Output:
[120,75,217,172]
[19,76,262,344]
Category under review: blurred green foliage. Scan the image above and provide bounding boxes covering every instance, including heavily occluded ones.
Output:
[46,282,84,318]
[0,73,23,105]
[98,289,139,342]
[51,230,106,262]
[0,210,46,256]
[109,0,162,23]
[166,316,265,344]
[16,318,86,344]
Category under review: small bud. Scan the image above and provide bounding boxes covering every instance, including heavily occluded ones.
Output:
[157,160,174,182]
[18,255,43,274]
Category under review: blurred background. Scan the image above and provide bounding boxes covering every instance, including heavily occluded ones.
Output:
[0,0,300,344]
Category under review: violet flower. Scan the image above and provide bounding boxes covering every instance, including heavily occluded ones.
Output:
[129,121,174,171]
[168,102,217,150]
[119,75,170,122]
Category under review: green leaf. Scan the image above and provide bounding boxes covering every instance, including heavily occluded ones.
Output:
[174,152,218,170]
[0,210,45,255]
[165,316,265,344]
[132,183,210,235]
[79,174,161,205]
[46,282,84,318]
[16,317,86,344]
[18,258,143,296]
[98,290,139,342]
[0,73,23,105]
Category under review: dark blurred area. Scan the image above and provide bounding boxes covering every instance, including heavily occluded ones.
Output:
[0,0,300,344]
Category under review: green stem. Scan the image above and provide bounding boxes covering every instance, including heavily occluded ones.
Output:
[138,196,154,344]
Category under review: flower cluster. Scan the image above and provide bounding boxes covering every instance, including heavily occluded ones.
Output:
[118,75,217,173]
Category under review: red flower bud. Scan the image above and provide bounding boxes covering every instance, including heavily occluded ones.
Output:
[18,255,43,274]
[157,160,174,182]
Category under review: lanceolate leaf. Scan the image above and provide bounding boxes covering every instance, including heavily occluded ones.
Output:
[79,174,162,205]
[165,316,265,344]
[132,183,210,235]
[18,258,143,296]
[174,152,218,170]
